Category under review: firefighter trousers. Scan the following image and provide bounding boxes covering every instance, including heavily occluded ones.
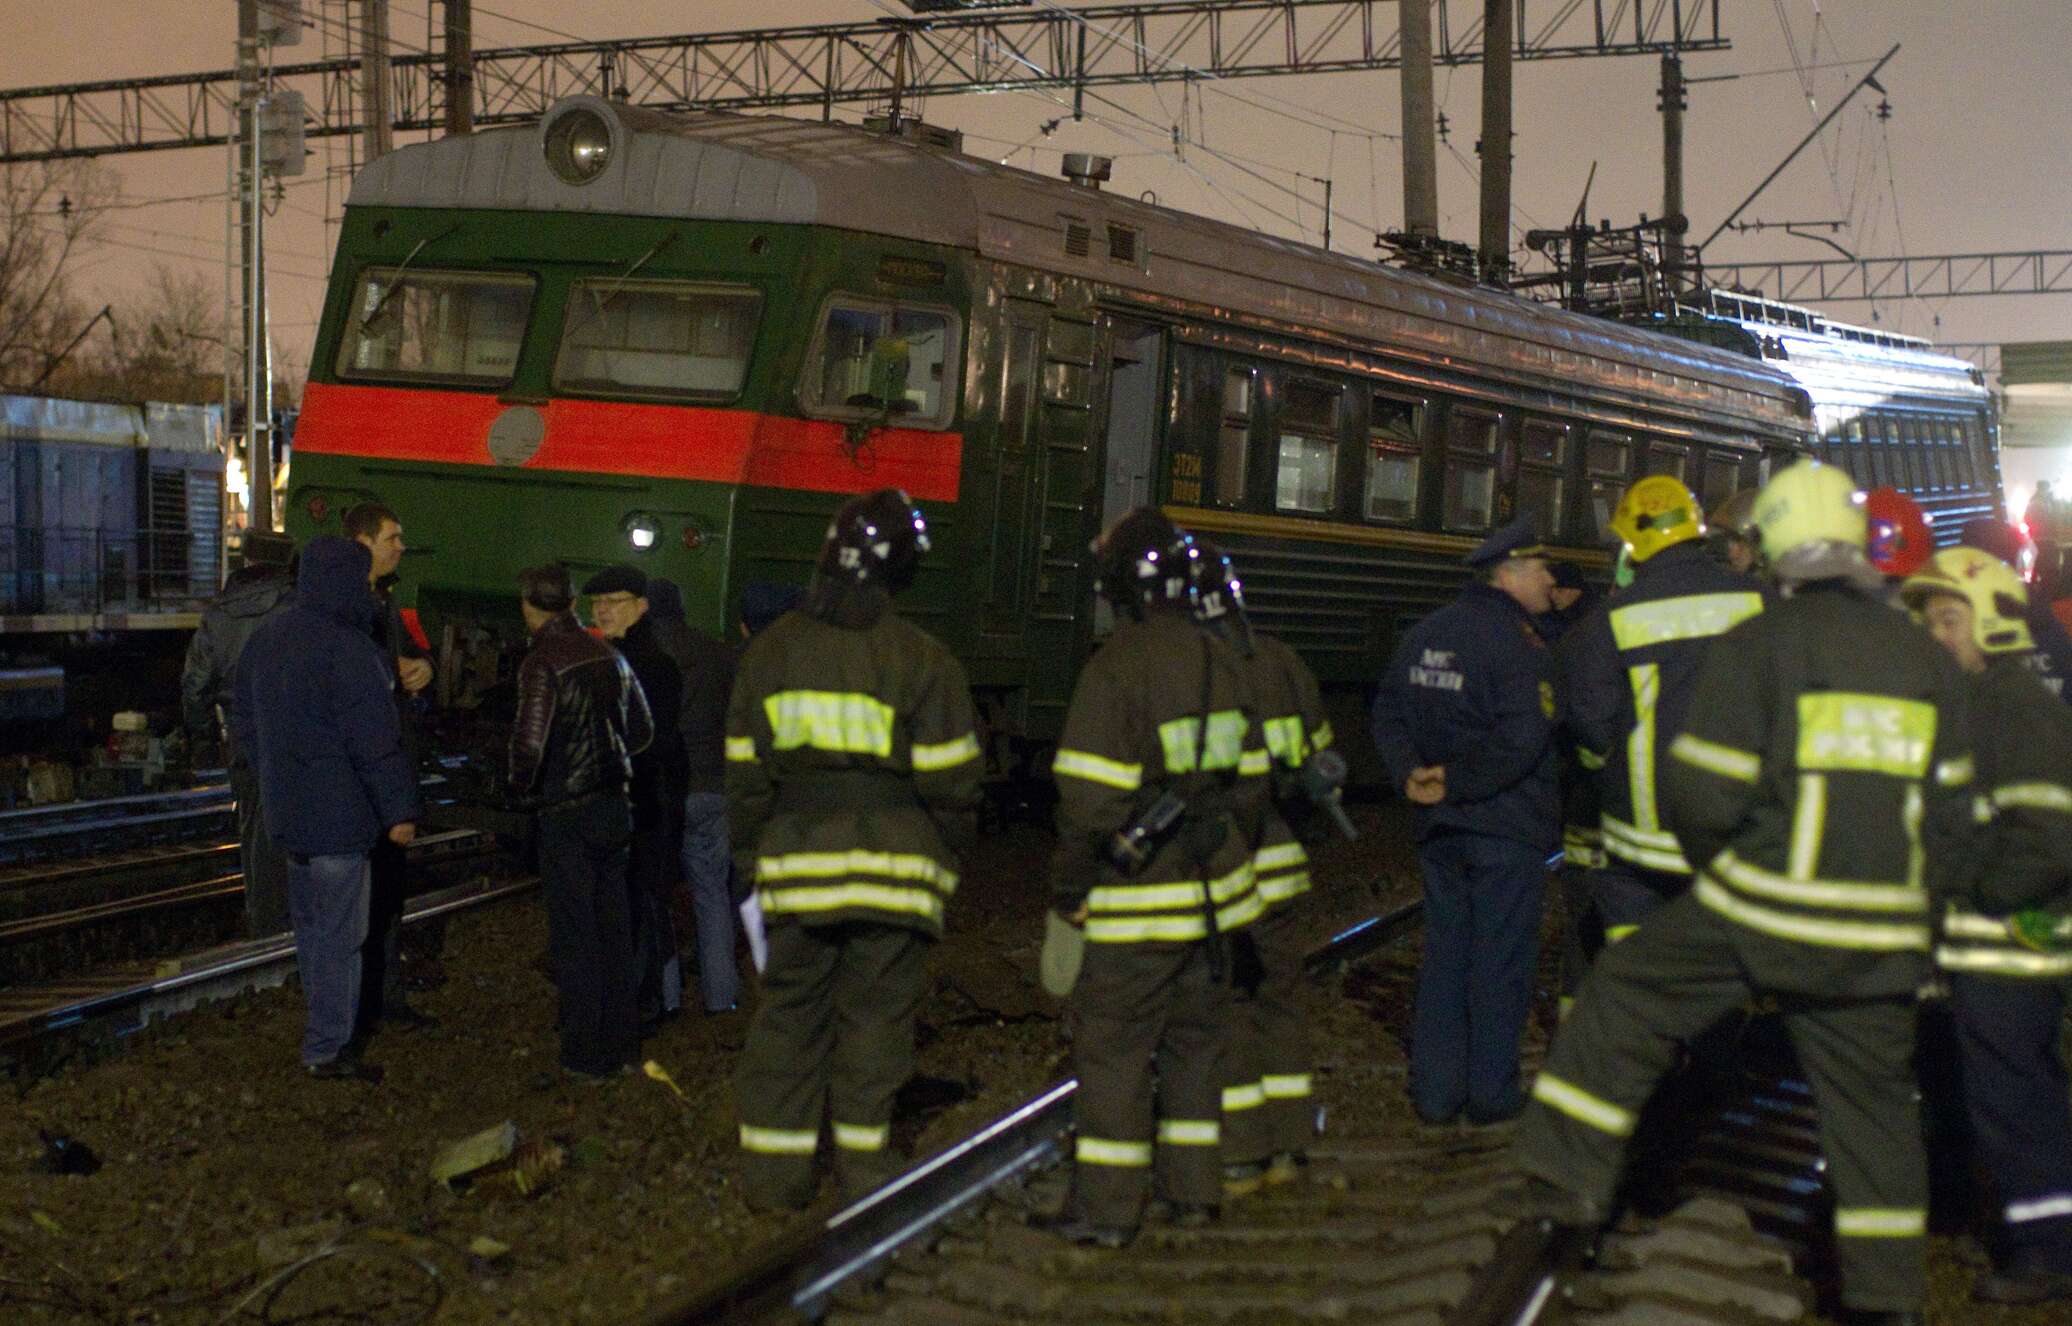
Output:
[736,920,929,1209]
[1070,939,1230,1228]
[1951,973,2072,1275]
[1514,894,1926,1313]
[1588,861,1687,943]
[1219,907,1315,1165]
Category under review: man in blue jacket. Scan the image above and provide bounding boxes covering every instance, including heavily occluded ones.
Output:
[234,536,422,1082]
[1372,517,1559,1125]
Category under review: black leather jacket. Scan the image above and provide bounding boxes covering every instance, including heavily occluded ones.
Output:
[509,612,655,808]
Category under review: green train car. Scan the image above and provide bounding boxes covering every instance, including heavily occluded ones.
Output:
[288,96,1988,769]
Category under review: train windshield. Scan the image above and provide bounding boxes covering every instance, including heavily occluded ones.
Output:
[555,279,763,402]
[336,268,534,386]
[805,300,957,428]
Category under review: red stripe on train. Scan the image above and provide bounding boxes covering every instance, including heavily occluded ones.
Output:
[294,382,962,503]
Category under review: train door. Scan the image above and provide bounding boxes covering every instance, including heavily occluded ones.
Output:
[974,301,1045,644]
[1100,320,1162,530]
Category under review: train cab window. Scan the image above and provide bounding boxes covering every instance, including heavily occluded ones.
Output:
[1702,452,1741,508]
[803,299,958,428]
[1364,392,1424,524]
[1216,368,1255,506]
[554,279,762,401]
[1516,421,1568,541]
[1275,380,1342,514]
[1442,408,1499,532]
[337,268,534,386]
[1582,429,1632,541]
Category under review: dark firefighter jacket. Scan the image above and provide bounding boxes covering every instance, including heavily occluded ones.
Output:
[509,612,655,808]
[1936,654,2072,978]
[232,538,421,856]
[2020,598,2072,703]
[181,566,292,759]
[724,606,981,939]
[1052,608,1271,945]
[1660,581,1976,998]
[1372,582,1559,851]
[1243,630,1333,912]
[1558,542,1766,875]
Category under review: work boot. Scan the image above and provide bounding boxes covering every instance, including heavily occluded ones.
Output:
[1027,1209,1135,1248]
[383,1001,439,1031]
[307,1052,384,1084]
[1495,1177,1604,1227]
[1145,1200,1219,1228]
[1264,1151,1310,1187]
[1836,1312,1925,1326]
[1221,1162,1266,1199]
[1974,1265,2072,1304]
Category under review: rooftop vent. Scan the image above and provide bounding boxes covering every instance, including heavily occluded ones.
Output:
[1061,153,1112,189]
[863,113,964,153]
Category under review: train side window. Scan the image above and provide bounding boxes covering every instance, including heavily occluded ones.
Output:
[803,298,959,429]
[1275,379,1342,514]
[1363,392,1424,524]
[1582,428,1632,541]
[1216,367,1255,506]
[1702,452,1741,508]
[1643,443,1688,482]
[554,279,763,402]
[1516,421,1568,541]
[337,267,535,386]
[1442,407,1499,532]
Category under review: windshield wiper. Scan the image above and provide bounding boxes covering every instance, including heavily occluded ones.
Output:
[564,231,681,340]
[357,222,465,332]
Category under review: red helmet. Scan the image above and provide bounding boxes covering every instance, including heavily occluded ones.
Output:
[1864,487,1933,578]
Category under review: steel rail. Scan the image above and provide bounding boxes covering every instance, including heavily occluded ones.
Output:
[636,896,1429,1325]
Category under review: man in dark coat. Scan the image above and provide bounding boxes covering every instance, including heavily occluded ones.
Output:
[181,532,295,936]
[509,562,655,1080]
[646,576,744,1014]
[233,537,421,1081]
[1371,517,1559,1126]
[584,564,688,1024]
[342,501,438,1031]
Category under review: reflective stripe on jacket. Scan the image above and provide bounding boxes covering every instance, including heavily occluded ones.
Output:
[724,607,981,938]
[1558,543,1763,876]
[1660,582,1974,992]
[1052,610,1269,945]
[1245,632,1331,911]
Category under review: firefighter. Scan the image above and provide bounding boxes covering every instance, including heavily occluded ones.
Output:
[1372,517,1560,1126]
[1184,536,1334,1195]
[1865,488,1935,585]
[1902,549,2072,1305]
[1033,508,1270,1247]
[726,489,982,1211]
[1509,460,1976,1326]
[1560,476,1764,942]
[1708,489,1763,577]
[1962,517,2072,701]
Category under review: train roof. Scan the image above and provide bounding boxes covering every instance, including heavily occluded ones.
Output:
[0,394,222,453]
[350,96,1813,434]
[1690,289,1988,412]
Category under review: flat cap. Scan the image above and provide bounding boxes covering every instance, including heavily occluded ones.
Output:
[581,563,649,597]
[1464,517,1547,569]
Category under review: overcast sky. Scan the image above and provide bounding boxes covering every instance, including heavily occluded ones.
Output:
[3,1,2068,371]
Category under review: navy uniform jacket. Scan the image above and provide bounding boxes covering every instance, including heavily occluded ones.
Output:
[1372,582,1560,850]
[2020,598,2072,701]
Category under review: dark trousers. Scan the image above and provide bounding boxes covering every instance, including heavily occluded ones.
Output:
[736,921,930,1207]
[355,835,409,1033]
[538,793,639,1076]
[1555,864,1598,1013]
[629,802,684,1019]
[1411,831,1547,1123]
[231,759,291,937]
[1070,940,1229,1227]
[1220,907,1314,1165]
[1514,894,1926,1313]
[1951,973,2072,1275]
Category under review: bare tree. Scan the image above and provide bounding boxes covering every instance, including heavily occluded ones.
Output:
[0,160,118,387]
[49,265,228,404]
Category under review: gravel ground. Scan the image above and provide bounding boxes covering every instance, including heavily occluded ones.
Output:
[4,803,2066,1324]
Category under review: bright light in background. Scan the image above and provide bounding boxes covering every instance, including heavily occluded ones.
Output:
[225,455,249,504]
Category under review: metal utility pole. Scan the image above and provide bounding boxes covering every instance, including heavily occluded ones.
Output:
[236,0,271,532]
[1659,52,1687,290]
[442,0,473,136]
[362,0,392,161]
[1476,0,1514,281]
[1398,0,1438,238]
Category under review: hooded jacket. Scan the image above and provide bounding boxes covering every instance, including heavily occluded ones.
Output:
[181,566,293,759]
[232,538,421,856]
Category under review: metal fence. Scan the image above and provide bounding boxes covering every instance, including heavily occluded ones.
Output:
[1,524,220,617]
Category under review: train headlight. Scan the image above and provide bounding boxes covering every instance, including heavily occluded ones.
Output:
[623,513,659,552]
[544,107,613,185]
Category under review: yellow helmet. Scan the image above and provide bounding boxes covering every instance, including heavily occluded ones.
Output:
[1611,476,1705,563]
[1901,548,2034,654]
[1752,460,1865,564]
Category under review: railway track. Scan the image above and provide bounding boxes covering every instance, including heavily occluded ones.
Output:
[636,902,1833,1326]
[0,782,235,865]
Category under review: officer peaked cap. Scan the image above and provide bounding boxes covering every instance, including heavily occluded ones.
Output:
[1464,517,1546,569]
